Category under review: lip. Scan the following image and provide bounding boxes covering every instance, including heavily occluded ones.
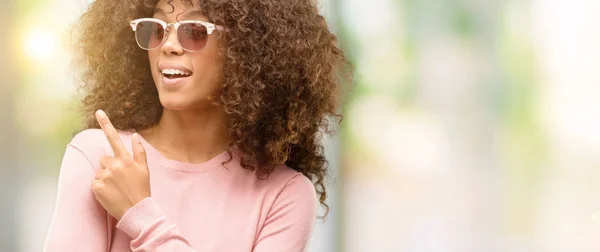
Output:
[158,62,193,74]
[158,62,193,87]
[161,75,191,87]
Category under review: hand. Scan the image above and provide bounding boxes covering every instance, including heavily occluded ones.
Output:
[92,109,151,221]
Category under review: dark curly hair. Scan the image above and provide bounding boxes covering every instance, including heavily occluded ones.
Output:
[72,0,351,217]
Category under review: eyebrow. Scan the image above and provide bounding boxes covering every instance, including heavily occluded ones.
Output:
[154,8,206,20]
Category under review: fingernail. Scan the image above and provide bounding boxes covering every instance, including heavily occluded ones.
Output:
[96,110,106,119]
[133,133,141,143]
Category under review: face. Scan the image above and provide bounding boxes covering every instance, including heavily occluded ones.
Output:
[148,0,223,110]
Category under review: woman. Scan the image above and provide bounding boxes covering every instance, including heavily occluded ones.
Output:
[43,0,350,251]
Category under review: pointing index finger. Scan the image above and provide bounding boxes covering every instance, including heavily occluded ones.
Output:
[96,110,128,158]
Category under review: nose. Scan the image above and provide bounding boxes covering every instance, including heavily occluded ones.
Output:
[161,26,184,56]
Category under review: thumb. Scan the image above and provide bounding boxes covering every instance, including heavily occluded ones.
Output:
[132,133,148,168]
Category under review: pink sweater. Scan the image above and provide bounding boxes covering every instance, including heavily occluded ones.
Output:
[43,129,317,252]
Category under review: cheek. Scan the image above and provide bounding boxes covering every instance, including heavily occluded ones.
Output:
[148,51,160,78]
[192,50,223,85]
[148,50,159,66]
[198,60,223,91]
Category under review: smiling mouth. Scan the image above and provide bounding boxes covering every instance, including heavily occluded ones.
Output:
[161,69,192,79]
[163,74,190,79]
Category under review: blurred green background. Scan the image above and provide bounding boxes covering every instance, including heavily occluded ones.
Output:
[2,0,600,251]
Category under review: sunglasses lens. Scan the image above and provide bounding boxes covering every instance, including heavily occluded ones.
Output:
[178,23,209,51]
[135,21,165,50]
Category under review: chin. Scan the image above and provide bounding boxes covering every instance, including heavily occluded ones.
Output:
[158,93,212,111]
[158,94,193,110]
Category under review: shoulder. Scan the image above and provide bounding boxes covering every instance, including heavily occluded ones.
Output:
[256,164,317,205]
[256,165,318,231]
[233,154,317,204]
[274,166,315,196]
[67,128,134,162]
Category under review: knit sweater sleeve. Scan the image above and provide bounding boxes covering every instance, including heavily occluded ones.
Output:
[43,144,110,251]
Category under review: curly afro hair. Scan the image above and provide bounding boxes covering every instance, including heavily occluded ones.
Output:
[72,0,352,217]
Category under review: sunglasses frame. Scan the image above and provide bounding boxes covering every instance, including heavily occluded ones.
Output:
[129,18,226,52]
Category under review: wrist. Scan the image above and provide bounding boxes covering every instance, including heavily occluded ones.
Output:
[118,197,147,221]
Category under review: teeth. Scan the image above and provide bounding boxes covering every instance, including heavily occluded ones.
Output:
[161,69,191,76]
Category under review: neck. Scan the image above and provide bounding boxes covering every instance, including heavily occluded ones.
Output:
[139,106,230,164]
